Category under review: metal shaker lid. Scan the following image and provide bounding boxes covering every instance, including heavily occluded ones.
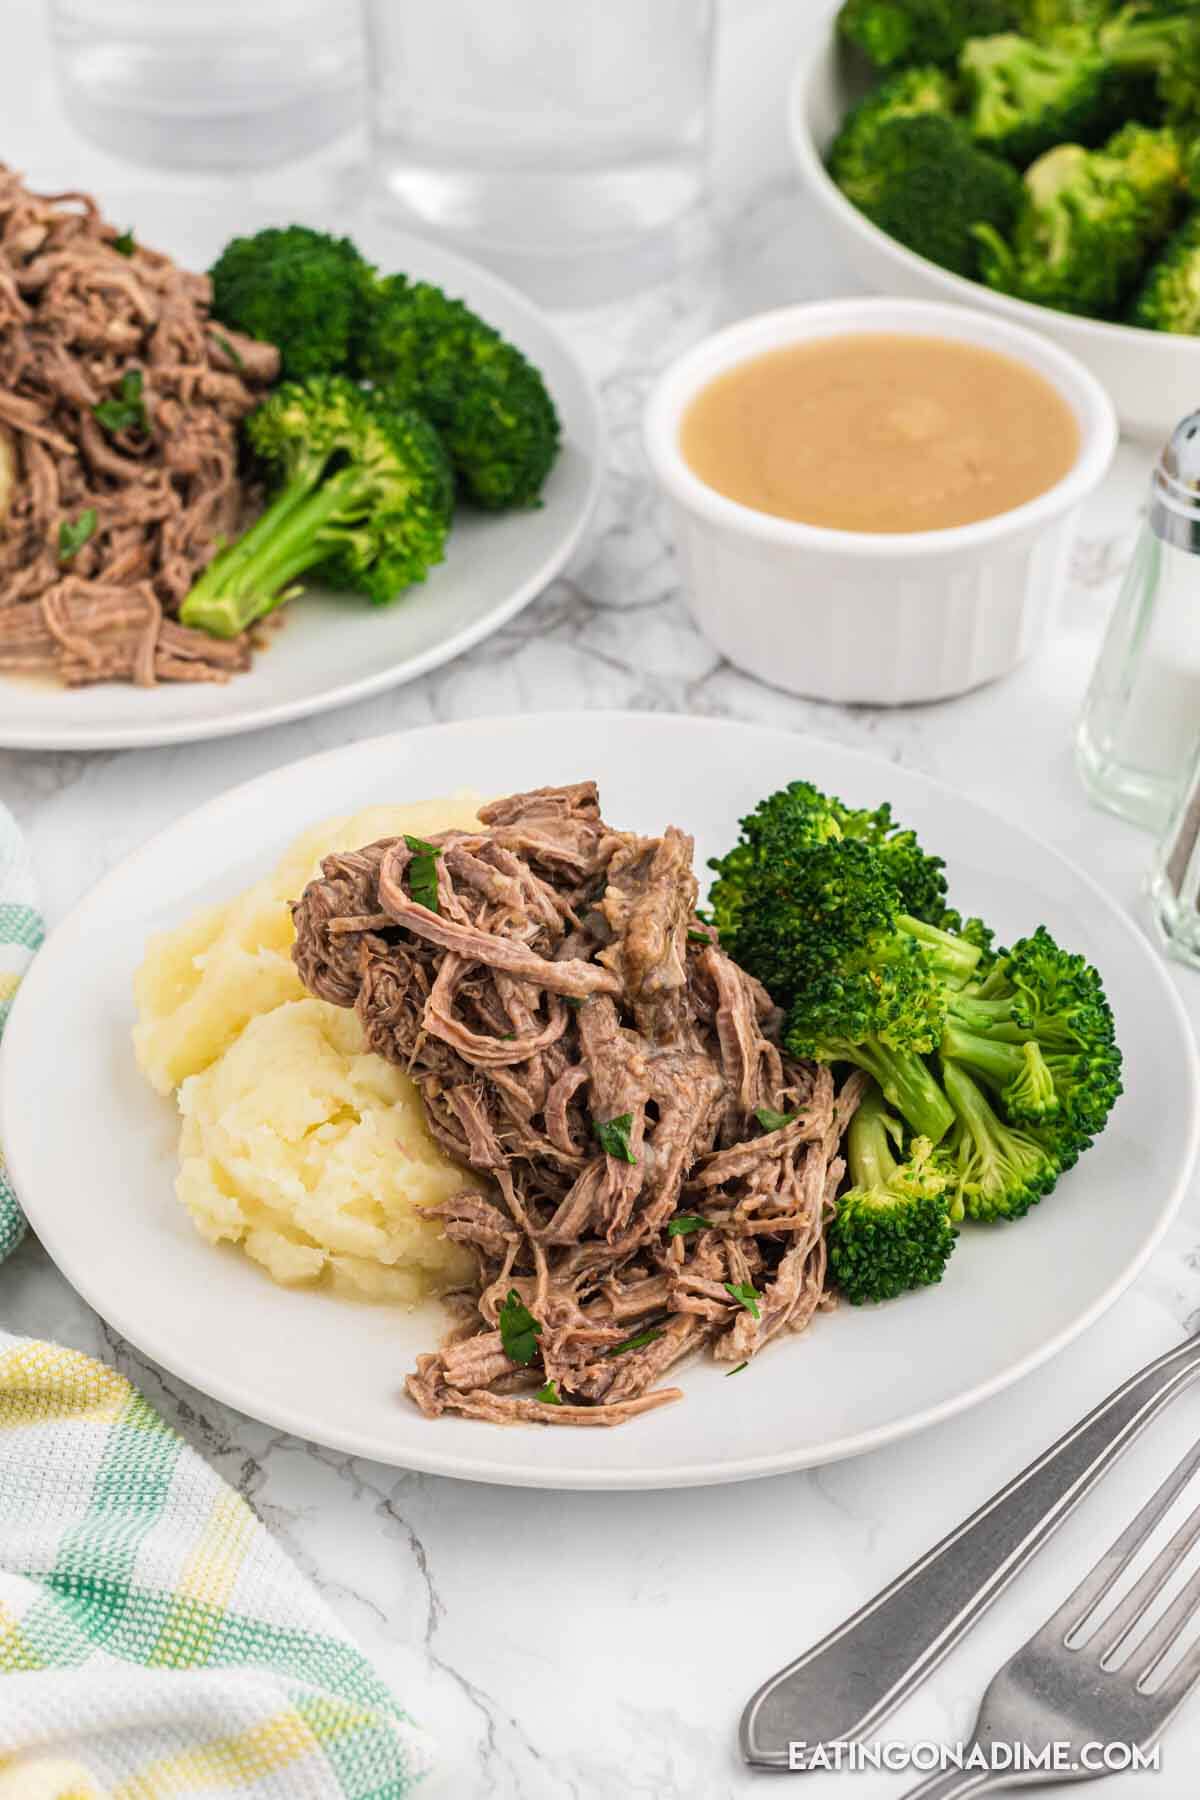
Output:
[1150,411,1200,552]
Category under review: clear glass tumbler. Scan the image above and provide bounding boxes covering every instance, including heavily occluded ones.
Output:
[362,0,717,304]
[49,0,364,171]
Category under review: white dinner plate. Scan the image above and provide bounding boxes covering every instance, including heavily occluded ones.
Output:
[3,714,1196,1489]
[0,195,602,751]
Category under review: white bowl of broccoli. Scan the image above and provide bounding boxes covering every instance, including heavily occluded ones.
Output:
[789,0,1200,441]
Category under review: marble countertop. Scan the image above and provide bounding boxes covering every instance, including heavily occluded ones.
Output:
[6,3,1200,1795]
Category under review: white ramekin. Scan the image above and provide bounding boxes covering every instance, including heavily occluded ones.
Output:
[643,297,1118,706]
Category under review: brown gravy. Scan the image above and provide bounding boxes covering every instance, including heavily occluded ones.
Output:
[679,332,1081,534]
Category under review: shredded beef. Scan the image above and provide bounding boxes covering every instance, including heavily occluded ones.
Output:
[292,783,863,1428]
[0,167,277,688]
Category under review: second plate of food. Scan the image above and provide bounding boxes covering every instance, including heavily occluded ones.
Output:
[0,193,602,751]
[2,713,1195,1488]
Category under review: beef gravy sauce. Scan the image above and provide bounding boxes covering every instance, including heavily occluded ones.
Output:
[680,332,1081,535]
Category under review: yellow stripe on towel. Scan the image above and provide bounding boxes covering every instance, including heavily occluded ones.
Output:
[148,1487,256,1669]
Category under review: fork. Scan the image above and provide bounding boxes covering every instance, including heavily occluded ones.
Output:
[903,1437,1200,1797]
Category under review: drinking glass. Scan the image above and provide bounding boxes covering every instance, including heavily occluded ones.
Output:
[49,0,364,171]
[361,0,717,304]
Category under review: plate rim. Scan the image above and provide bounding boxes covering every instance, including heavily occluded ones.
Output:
[4,711,1197,1488]
[0,233,605,753]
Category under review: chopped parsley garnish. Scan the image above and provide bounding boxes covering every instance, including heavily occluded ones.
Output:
[498,1289,543,1367]
[667,1214,711,1238]
[112,227,136,256]
[755,1106,796,1133]
[57,508,97,564]
[604,1327,664,1358]
[93,369,147,437]
[725,1281,761,1320]
[211,330,245,371]
[535,1379,561,1405]
[565,995,584,1010]
[687,928,711,944]
[403,834,442,913]
[726,1361,749,1377]
[593,1113,636,1165]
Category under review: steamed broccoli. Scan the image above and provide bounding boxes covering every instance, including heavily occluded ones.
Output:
[209,227,374,381]
[708,777,962,948]
[942,925,1123,1148]
[1100,5,1200,128]
[975,122,1185,314]
[358,276,560,510]
[829,66,960,207]
[828,1083,959,1304]
[710,804,981,1144]
[1131,208,1200,331]
[709,784,1121,1174]
[1016,0,1120,39]
[960,33,1120,163]
[179,376,453,639]
[837,0,1020,68]
[942,1061,1062,1221]
[831,110,1025,277]
[767,844,975,1145]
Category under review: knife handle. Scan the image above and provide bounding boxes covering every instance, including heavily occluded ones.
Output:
[740,1332,1200,1769]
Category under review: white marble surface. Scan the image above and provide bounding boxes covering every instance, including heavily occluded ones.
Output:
[5,3,1200,1795]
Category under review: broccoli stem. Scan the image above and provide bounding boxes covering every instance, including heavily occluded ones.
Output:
[945,993,1027,1042]
[899,914,982,985]
[942,1023,1058,1118]
[943,1055,995,1145]
[841,1039,956,1145]
[846,1085,900,1190]
[181,468,358,638]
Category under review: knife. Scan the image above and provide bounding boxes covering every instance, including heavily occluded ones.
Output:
[740,1329,1200,1769]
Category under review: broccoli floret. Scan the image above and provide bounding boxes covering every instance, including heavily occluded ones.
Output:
[179,376,453,639]
[828,1083,959,1304]
[707,788,1122,1177]
[975,122,1185,314]
[708,778,958,944]
[1131,208,1200,330]
[960,33,1121,164]
[838,0,1020,68]
[740,838,972,1142]
[943,1061,1062,1221]
[942,925,1122,1148]
[1100,5,1200,127]
[828,66,960,207]
[709,785,988,1143]
[833,112,1025,278]
[209,226,374,382]
[839,810,962,930]
[358,276,560,510]
[1016,0,1122,39]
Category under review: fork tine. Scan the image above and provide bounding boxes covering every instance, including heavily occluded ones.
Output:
[1047,1437,1200,1638]
[1129,1561,1200,1690]
[1148,1611,1200,1705]
[1093,1494,1200,1661]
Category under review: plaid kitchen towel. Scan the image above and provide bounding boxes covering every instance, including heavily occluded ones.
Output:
[0,802,434,1797]
[0,803,39,1263]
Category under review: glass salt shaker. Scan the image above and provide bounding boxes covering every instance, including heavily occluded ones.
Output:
[1076,411,1200,832]
[1149,728,1200,969]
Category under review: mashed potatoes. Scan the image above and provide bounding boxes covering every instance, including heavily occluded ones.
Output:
[177,999,476,1300]
[133,795,487,1300]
